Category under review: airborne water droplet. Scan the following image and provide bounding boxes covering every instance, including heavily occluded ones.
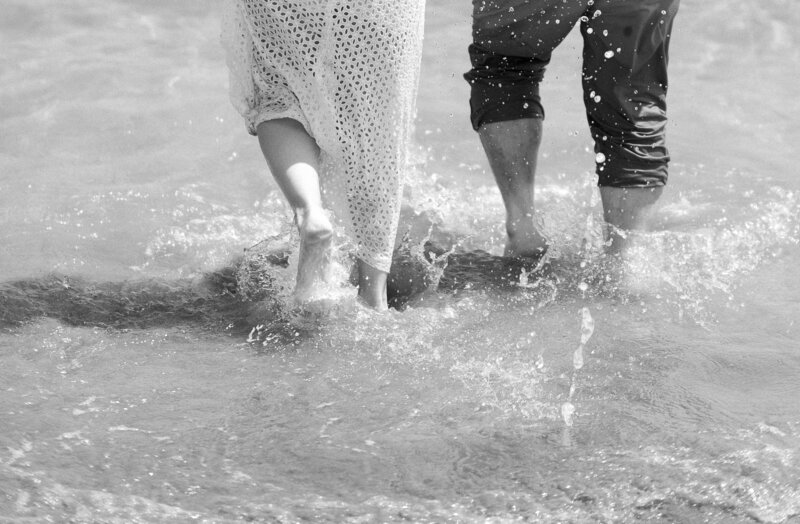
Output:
[573,345,584,370]
[561,402,575,426]
[580,307,595,345]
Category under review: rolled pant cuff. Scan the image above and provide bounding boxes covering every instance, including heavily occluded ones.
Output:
[596,162,668,188]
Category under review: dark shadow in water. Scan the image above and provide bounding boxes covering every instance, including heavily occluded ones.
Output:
[0,242,564,334]
[0,267,249,332]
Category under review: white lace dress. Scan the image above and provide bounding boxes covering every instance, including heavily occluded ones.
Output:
[222,0,426,273]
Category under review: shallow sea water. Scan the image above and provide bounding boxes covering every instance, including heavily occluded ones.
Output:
[1,0,799,522]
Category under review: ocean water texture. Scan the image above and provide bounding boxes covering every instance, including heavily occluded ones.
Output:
[1,0,799,522]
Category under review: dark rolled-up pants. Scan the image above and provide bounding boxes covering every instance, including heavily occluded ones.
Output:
[465,0,679,187]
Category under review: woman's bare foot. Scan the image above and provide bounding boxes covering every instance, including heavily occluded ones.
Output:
[356,259,388,311]
[294,206,333,300]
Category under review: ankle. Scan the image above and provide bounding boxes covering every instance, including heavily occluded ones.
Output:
[506,218,544,242]
[296,206,333,241]
[357,287,388,310]
[356,259,388,310]
[504,216,548,258]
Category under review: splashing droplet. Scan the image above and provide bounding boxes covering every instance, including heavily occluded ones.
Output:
[573,346,584,370]
[561,402,575,426]
[580,307,595,345]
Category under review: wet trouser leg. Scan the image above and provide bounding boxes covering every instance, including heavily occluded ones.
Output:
[581,0,679,187]
[465,0,679,188]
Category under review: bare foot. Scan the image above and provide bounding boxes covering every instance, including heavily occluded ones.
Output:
[294,206,333,300]
[505,223,549,260]
[356,258,388,311]
[600,186,663,255]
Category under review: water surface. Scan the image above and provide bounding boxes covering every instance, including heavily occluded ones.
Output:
[1,1,799,522]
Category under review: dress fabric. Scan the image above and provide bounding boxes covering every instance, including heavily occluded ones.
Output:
[222,0,426,272]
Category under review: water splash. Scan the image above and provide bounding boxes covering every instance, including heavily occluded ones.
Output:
[561,402,576,427]
[561,307,595,428]
[618,184,800,324]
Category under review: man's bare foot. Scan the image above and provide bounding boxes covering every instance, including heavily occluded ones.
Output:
[294,206,333,300]
[600,186,663,255]
[505,223,549,260]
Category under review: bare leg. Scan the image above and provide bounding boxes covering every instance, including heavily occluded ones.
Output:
[478,118,549,259]
[600,186,663,254]
[256,119,333,299]
[356,259,388,311]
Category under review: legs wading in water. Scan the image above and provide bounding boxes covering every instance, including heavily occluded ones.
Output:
[479,118,549,260]
[257,119,333,301]
[256,118,389,309]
